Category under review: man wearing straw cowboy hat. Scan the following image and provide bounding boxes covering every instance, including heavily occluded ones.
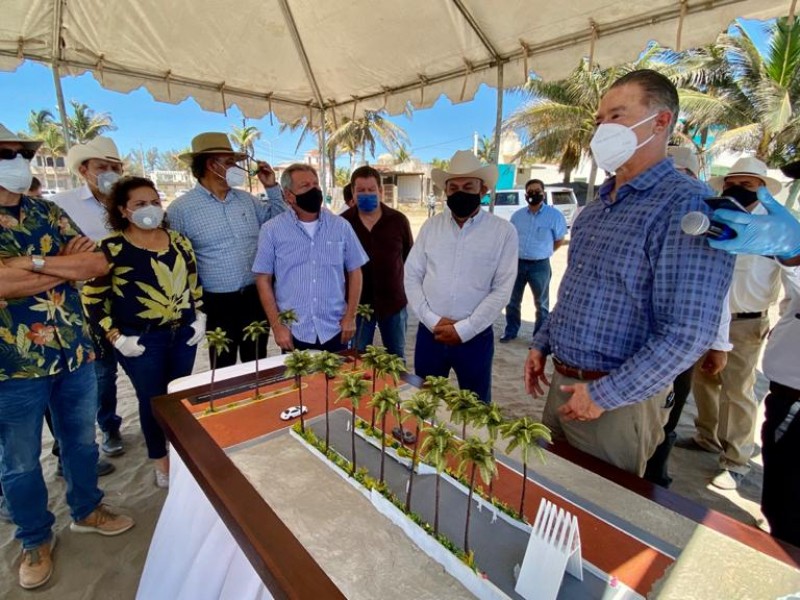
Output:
[168,132,284,368]
[689,156,795,491]
[52,137,126,464]
[404,149,518,404]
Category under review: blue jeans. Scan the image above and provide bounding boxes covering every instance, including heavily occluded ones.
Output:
[0,364,103,549]
[414,325,494,403]
[94,337,122,434]
[355,308,408,359]
[503,258,552,338]
[117,325,197,459]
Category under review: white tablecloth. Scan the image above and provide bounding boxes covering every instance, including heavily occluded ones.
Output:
[136,357,288,600]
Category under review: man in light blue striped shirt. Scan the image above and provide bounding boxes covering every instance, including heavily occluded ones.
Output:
[501,178,567,342]
[253,164,368,352]
[405,150,518,403]
[167,132,285,367]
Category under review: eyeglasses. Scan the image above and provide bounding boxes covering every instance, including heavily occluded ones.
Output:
[0,148,36,161]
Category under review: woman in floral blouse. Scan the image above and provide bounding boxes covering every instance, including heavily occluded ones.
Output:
[82,177,205,488]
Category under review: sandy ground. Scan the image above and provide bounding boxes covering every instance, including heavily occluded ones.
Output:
[0,205,772,598]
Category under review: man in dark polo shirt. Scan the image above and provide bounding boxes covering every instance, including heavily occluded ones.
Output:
[342,165,413,359]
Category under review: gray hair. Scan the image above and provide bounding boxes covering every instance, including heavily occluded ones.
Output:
[610,69,679,134]
[280,163,318,193]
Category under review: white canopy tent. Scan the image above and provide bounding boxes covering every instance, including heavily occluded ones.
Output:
[0,0,794,180]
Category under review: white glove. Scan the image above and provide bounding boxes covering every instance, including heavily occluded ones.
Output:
[187,312,207,346]
[114,334,146,357]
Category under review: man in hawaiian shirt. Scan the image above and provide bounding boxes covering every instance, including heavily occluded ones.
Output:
[0,124,135,590]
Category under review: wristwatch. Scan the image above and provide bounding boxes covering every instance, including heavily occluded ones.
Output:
[31,255,46,272]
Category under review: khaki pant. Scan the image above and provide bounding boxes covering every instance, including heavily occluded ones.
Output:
[543,371,672,476]
[692,316,769,474]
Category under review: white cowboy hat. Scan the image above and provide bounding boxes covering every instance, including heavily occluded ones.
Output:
[667,146,699,177]
[66,136,123,173]
[178,132,247,164]
[431,149,498,190]
[0,123,42,152]
[708,156,782,195]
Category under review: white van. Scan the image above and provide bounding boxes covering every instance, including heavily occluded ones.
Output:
[481,186,579,226]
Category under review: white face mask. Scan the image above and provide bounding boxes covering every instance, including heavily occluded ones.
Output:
[217,164,246,188]
[96,171,121,195]
[129,205,165,230]
[0,155,33,194]
[590,113,658,173]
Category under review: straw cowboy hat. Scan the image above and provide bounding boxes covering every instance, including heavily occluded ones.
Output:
[66,136,123,173]
[178,132,246,163]
[431,149,498,190]
[667,146,699,177]
[0,123,42,153]
[708,156,782,195]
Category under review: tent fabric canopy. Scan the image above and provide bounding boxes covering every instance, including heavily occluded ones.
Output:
[0,0,790,124]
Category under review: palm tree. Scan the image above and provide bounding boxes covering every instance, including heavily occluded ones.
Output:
[423,375,452,425]
[352,304,374,370]
[394,145,411,164]
[205,328,231,413]
[67,100,115,143]
[242,320,270,399]
[230,124,261,191]
[313,351,344,451]
[369,387,401,483]
[280,114,339,189]
[278,309,298,328]
[430,158,450,171]
[362,345,388,426]
[472,402,505,498]
[446,389,481,439]
[336,372,369,476]
[500,417,552,517]
[402,392,438,512]
[24,110,56,189]
[383,355,409,444]
[284,350,314,433]
[476,135,496,163]
[457,436,497,555]
[328,109,410,166]
[420,423,458,535]
[675,18,800,166]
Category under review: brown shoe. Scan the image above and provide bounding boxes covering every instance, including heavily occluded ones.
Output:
[19,536,56,590]
[69,504,135,537]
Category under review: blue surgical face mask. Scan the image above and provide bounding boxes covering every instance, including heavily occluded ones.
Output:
[356,193,379,212]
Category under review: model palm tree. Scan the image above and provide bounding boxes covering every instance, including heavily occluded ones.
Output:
[383,354,408,443]
[500,418,552,517]
[420,423,458,535]
[362,345,388,425]
[402,392,438,513]
[278,308,298,328]
[423,375,452,425]
[457,436,497,555]
[472,402,505,498]
[352,304,374,370]
[369,387,401,483]
[313,350,344,451]
[242,320,269,399]
[336,373,369,476]
[446,389,481,439]
[205,327,231,413]
[284,350,314,433]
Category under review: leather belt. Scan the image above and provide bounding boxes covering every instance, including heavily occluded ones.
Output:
[552,356,609,381]
[732,311,767,320]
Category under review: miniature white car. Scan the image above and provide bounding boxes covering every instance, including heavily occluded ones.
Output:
[280,405,309,421]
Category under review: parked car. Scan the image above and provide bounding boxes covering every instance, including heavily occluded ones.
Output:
[279,405,309,421]
[481,186,579,226]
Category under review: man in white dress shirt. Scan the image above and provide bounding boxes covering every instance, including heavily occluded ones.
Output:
[51,137,125,463]
[690,157,792,490]
[404,150,517,403]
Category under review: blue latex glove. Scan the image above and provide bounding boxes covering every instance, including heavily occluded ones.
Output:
[709,187,800,259]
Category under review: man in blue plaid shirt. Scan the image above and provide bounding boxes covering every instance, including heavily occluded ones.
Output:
[525,70,735,476]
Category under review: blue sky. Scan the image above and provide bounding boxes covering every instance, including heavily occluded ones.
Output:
[0,18,770,167]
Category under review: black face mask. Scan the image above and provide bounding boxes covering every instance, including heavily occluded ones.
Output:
[294,187,323,213]
[526,192,544,205]
[723,184,759,208]
[446,190,481,219]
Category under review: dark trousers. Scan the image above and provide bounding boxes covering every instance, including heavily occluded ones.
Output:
[291,335,346,353]
[414,325,494,403]
[644,365,693,487]
[204,285,269,368]
[761,381,800,547]
[504,258,552,338]
[94,336,122,434]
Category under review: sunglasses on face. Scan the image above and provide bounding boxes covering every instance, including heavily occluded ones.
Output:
[0,148,36,161]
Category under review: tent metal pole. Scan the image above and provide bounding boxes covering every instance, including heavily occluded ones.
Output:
[51,63,72,152]
[319,108,328,198]
[489,62,504,214]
